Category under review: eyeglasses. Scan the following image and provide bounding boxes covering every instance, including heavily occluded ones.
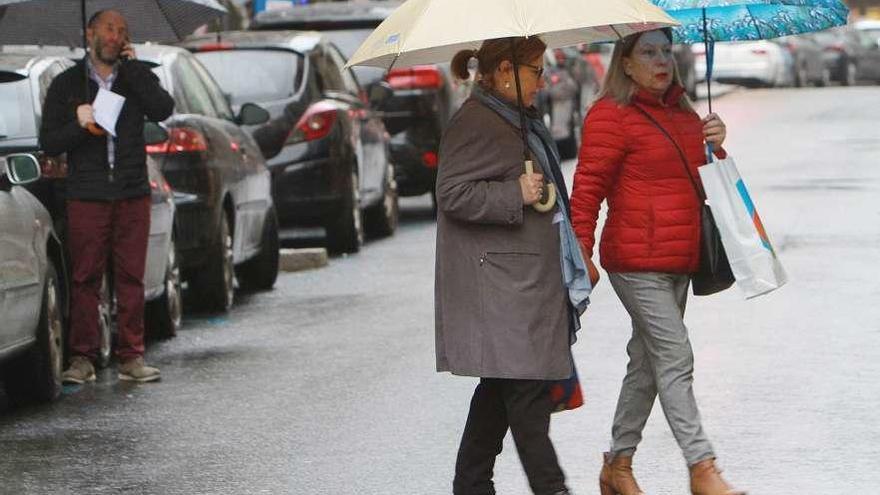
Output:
[521,63,545,79]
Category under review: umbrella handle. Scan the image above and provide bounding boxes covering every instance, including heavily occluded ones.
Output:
[525,160,556,213]
[86,123,106,137]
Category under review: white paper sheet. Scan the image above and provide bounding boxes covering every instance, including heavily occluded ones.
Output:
[92,88,125,137]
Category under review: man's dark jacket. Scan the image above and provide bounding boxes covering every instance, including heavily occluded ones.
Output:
[40,59,175,201]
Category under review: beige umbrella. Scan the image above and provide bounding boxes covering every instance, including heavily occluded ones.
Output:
[346,0,678,211]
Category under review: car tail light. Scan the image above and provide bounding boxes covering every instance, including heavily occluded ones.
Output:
[385,66,443,90]
[287,102,338,144]
[145,127,208,154]
[195,42,234,52]
[422,151,438,169]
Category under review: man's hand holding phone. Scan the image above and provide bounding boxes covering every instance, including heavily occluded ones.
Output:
[120,39,136,61]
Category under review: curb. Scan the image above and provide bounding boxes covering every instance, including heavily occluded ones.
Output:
[279,248,328,273]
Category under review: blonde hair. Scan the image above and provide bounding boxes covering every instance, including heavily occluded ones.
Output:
[597,28,693,112]
[451,36,547,92]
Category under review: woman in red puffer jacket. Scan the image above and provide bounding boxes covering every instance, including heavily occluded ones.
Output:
[571,28,745,495]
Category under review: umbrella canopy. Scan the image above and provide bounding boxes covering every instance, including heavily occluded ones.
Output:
[345,0,679,69]
[652,0,848,43]
[0,0,227,45]
[650,0,848,111]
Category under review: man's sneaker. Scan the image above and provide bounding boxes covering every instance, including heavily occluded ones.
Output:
[62,356,96,384]
[118,357,161,383]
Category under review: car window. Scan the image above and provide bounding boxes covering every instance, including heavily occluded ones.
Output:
[328,44,361,96]
[171,56,218,118]
[0,73,38,140]
[187,55,236,120]
[311,48,346,93]
[194,49,303,109]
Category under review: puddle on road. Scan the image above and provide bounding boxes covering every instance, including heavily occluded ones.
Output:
[767,177,876,192]
[777,234,880,252]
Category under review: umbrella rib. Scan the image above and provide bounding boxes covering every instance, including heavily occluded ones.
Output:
[610,25,624,41]
[745,5,765,40]
[155,0,183,41]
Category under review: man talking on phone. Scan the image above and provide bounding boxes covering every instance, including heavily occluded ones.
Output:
[40,9,174,384]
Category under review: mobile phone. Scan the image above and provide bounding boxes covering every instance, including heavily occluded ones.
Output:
[120,36,131,61]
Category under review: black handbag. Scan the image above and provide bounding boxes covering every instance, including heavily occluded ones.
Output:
[632,105,734,296]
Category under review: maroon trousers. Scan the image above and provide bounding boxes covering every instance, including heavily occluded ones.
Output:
[67,196,150,362]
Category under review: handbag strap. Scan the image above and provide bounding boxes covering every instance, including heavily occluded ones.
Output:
[631,104,706,202]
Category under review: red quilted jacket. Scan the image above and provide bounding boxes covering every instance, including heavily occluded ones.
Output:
[571,85,726,274]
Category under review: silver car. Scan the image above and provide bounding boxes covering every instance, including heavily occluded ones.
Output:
[0,154,67,402]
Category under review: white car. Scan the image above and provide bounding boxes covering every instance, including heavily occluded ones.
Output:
[694,40,794,88]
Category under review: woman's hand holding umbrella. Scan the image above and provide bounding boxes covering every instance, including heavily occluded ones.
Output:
[520,169,545,205]
[702,112,726,148]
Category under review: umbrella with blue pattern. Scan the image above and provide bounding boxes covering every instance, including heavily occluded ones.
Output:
[651,0,849,110]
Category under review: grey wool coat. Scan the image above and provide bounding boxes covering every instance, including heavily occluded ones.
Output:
[434,96,573,381]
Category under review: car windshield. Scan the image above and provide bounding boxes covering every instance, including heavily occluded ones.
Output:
[0,73,37,140]
[812,31,838,45]
[862,28,880,43]
[193,50,302,106]
[320,29,386,85]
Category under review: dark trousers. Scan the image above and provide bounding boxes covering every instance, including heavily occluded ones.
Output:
[454,378,567,495]
[67,196,150,362]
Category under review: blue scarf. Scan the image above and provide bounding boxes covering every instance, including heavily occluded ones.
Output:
[472,86,592,334]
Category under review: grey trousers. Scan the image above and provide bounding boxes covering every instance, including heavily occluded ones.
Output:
[607,272,714,466]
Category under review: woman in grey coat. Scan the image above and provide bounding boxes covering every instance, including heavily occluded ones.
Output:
[435,36,594,495]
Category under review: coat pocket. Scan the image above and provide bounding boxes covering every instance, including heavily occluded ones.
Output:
[478,250,544,329]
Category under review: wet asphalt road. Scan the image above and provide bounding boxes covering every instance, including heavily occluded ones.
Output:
[1,86,879,494]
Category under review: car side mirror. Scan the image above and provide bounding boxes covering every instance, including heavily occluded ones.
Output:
[367,81,394,109]
[144,121,169,146]
[237,103,270,126]
[4,153,41,185]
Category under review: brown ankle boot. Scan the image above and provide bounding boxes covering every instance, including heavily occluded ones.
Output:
[599,452,644,495]
[689,458,746,495]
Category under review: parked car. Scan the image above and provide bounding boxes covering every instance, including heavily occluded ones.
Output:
[180,30,398,253]
[814,25,880,85]
[251,1,467,209]
[0,52,181,362]
[136,44,280,311]
[0,153,67,402]
[854,20,880,83]
[693,40,793,88]
[775,34,829,87]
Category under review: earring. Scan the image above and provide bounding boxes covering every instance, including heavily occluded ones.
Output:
[505,81,511,89]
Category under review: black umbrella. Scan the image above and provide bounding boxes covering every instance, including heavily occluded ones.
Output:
[0,0,227,134]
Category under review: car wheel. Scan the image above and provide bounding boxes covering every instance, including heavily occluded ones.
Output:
[2,261,65,403]
[146,233,182,338]
[843,61,857,86]
[795,63,808,87]
[326,170,364,254]
[235,207,280,291]
[191,209,234,312]
[816,67,830,87]
[365,163,399,238]
[96,270,112,369]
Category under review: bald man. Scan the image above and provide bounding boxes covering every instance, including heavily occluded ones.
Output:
[40,9,174,384]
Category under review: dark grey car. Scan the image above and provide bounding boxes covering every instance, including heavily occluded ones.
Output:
[0,154,67,403]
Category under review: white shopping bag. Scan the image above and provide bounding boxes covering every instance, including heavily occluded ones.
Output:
[698,156,787,299]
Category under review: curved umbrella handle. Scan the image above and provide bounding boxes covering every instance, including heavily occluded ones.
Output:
[525,160,556,213]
